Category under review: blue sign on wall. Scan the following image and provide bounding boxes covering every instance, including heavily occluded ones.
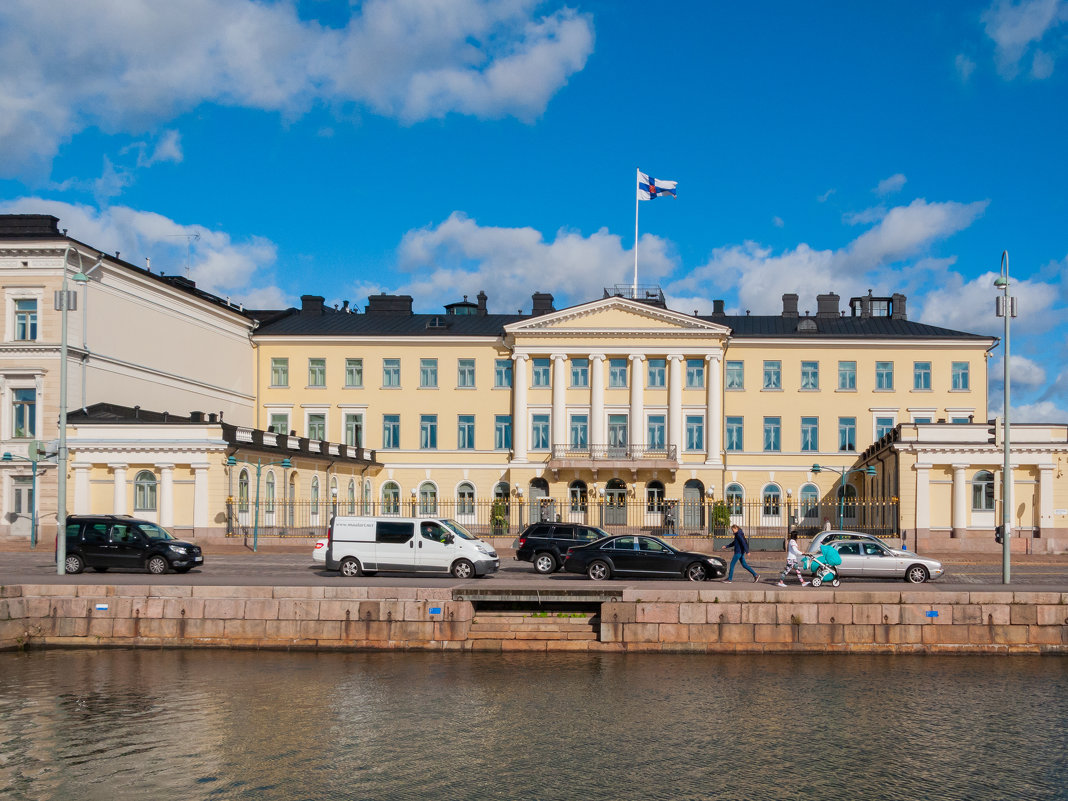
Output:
[925,610,939,618]
[429,607,442,615]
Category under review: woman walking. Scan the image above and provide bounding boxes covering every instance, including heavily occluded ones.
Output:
[723,524,759,583]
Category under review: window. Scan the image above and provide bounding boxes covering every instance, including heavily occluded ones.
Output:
[420,415,438,449]
[270,358,288,387]
[913,361,931,390]
[14,299,37,341]
[725,483,744,515]
[308,358,326,387]
[12,388,35,438]
[420,358,438,388]
[763,417,781,452]
[875,416,895,438]
[875,361,894,390]
[569,414,588,449]
[265,472,276,513]
[725,360,744,389]
[686,359,705,389]
[134,471,157,511]
[725,416,743,452]
[494,359,513,388]
[457,482,475,515]
[972,471,995,511]
[608,414,628,448]
[570,481,589,512]
[268,413,288,436]
[382,481,400,515]
[646,480,665,512]
[952,362,970,390]
[531,414,550,449]
[494,416,512,449]
[838,361,857,390]
[609,358,628,388]
[763,360,781,390]
[799,484,820,519]
[457,358,475,388]
[382,415,400,448]
[952,416,971,424]
[647,415,665,450]
[344,413,363,448]
[347,479,355,514]
[838,417,857,451]
[307,413,326,440]
[457,415,475,449]
[801,361,819,390]
[418,482,437,515]
[237,469,249,513]
[762,485,781,515]
[801,417,819,452]
[571,358,589,387]
[531,358,550,387]
[311,477,320,509]
[913,416,932,424]
[345,358,363,388]
[647,358,665,388]
[685,415,704,452]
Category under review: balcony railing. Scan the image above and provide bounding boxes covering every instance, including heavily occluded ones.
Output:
[549,444,678,461]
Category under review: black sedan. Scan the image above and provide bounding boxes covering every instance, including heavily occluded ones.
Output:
[562,535,727,581]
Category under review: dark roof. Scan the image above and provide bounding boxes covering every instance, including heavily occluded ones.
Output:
[701,314,990,340]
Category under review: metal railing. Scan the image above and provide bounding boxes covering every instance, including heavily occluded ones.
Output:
[549,444,678,461]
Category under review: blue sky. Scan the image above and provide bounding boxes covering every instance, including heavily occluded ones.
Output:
[1,0,1066,419]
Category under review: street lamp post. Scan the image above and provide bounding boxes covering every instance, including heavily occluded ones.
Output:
[226,456,292,552]
[811,463,877,529]
[995,251,1015,584]
[3,450,44,548]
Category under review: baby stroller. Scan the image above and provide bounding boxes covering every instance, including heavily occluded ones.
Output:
[802,544,842,588]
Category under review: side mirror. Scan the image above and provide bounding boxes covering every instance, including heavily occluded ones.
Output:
[444,533,455,545]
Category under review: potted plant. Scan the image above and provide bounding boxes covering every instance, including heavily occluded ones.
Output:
[491,499,508,536]
[710,501,730,540]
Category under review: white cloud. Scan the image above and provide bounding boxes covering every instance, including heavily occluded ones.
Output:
[817,188,836,203]
[981,0,1067,79]
[1032,48,1056,77]
[874,173,907,195]
[133,130,184,168]
[1001,400,1067,422]
[917,270,1062,336]
[772,216,784,228]
[393,212,676,313]
[955,53,978,81]
[990,354,1048,387]
[0,0,595,177]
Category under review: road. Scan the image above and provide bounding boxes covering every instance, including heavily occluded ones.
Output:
[1,550,1065,590]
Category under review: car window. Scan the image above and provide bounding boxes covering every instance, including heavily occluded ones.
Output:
[862,542,887,556]
[582,527,608,541]
[605,537,635,550]
[137,522,175,541]
[835,542,861,555]
[637,537,670,553]
[83,523,107,545]
[528,525,551,537]
[109,524,138,544]
[421,522,450,542]
[553,526,576,539]
[376,521,414,544]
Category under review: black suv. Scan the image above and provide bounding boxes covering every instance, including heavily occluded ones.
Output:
[61,515,204,575]
[515,523,609,573]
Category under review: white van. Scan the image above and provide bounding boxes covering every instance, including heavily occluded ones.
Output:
[325,516,499,579]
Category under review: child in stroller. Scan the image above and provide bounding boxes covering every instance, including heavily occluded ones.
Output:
[802,543,843,587]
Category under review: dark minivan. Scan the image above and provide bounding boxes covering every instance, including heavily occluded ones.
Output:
[514,522,609,573]
[61,515,204,575]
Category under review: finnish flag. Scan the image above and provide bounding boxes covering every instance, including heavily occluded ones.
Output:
[637,170,677,200]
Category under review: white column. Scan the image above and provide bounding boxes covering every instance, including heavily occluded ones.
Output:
[629,354,645,450]
[109,463,128,514]
[667,354,684,457]
[551,354,567,450]
[512,354,529,462]
[914,463,931,531]
[157,463,175,527]
[1038,465,1054,532]
[192,463,210,530]
[951,463,968,536]
[590,354,605,449]
[72,463,91,514]
[705,351,722,464]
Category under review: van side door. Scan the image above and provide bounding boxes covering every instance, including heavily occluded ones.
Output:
[375,521,416,571]
[79,521,110,566]
[415,521,454,573]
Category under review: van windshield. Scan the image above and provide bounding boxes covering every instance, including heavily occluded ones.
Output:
[441,520,477,540]
[137,522,176,541]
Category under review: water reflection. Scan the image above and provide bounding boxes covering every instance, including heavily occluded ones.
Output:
[0,649,1064,800]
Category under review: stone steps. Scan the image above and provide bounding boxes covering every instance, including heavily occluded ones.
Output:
[468,610,600,640]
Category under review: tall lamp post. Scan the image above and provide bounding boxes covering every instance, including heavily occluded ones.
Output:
[811,463,877,529]
[995,250,1015,584]
[3,450,44,548]
[225,456,292,552]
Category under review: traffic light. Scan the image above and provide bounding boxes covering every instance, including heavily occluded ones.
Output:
[987,416,1002,447]
[995,525,1005,544]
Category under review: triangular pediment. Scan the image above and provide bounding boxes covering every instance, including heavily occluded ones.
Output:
[505,297,731,336]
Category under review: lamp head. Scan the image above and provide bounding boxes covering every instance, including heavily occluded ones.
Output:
[70,271,89,284]
[1,453,11,462]
[993,276,1008,289]
[811,464,822,473]
[280,458,292,469]
[226,456,237,466]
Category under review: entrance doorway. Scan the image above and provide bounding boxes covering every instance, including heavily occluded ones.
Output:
[683,479,704,529]
[605,478,627,526]
[9,476,34,539]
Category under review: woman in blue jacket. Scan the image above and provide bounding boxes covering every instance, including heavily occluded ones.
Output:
[723,524,759,582]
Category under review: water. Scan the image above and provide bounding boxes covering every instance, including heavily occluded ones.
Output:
[0,649,1065,801]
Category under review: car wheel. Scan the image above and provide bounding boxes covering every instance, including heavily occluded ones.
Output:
[339,557,362,578]
[91,566,109,573]
[587,560,610,581]
[451,559,475,579]
[147,555,169,575]
[905,564,930,584]
[64,554,85,574]
[533,552,557,574]
[685,562,708,581]
[811,576,822,588]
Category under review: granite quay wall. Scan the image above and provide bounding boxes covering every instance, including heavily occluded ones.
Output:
[1,584,1066,654]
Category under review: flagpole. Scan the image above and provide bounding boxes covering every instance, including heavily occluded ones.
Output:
[634,168,640,297]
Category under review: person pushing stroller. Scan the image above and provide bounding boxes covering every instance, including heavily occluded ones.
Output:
[777,531,810,587]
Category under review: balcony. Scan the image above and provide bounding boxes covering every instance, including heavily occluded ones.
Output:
[547,444,679,479]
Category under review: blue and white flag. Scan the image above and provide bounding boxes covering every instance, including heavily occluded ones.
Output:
[637,170,677,200]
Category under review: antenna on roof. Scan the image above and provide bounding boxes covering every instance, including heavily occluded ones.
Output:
[166,233,200,275]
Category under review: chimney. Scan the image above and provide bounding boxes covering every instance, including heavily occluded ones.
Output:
[891,293,907,320]
[0,214,61,237]
[341,300,349,313]
[816,292,840,319]
[712,299,725,316]
[366,294,414,315]
[477,290,488,315]
[189,411,204,422]
[301,295,325,315]
[781,293,799,318]
[531,292,555,316]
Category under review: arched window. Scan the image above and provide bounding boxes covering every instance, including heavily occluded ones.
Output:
[646,480,665,512]
[972,471,995,511]
[457,482,475,515]
[347,479,356,514]
[382,481,400,515]
[134,470,157,511]
[799,483,820,519]
[362,479,372,514]
[265,471,276,513]
[419,481,438,515]
[237,469,249,513]
[330,476,338,508]
[311,476,320,508]
[569,480,588,512]
[725,483,744,515]
[493,482,510,500]
[762,484,781,516]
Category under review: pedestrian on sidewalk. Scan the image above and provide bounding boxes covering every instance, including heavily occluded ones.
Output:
[777,531,810,587]
[723,523,759,583]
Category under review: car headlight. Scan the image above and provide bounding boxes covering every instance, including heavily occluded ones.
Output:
[169,545,188,555]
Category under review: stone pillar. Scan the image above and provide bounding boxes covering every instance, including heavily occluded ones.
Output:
[914,463,931,534]
[629,354,645,451]
[1038,465,1054,533]
[951,463,968,537]
[192,463,210,530]
[590,354,605,449]
[157,463,175,527]
[667,355,684,457]
[551,354,567,451]
[512,354,529,461]
[705,351,723,464]
[72,463,91,515]
[109,463,128,515]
